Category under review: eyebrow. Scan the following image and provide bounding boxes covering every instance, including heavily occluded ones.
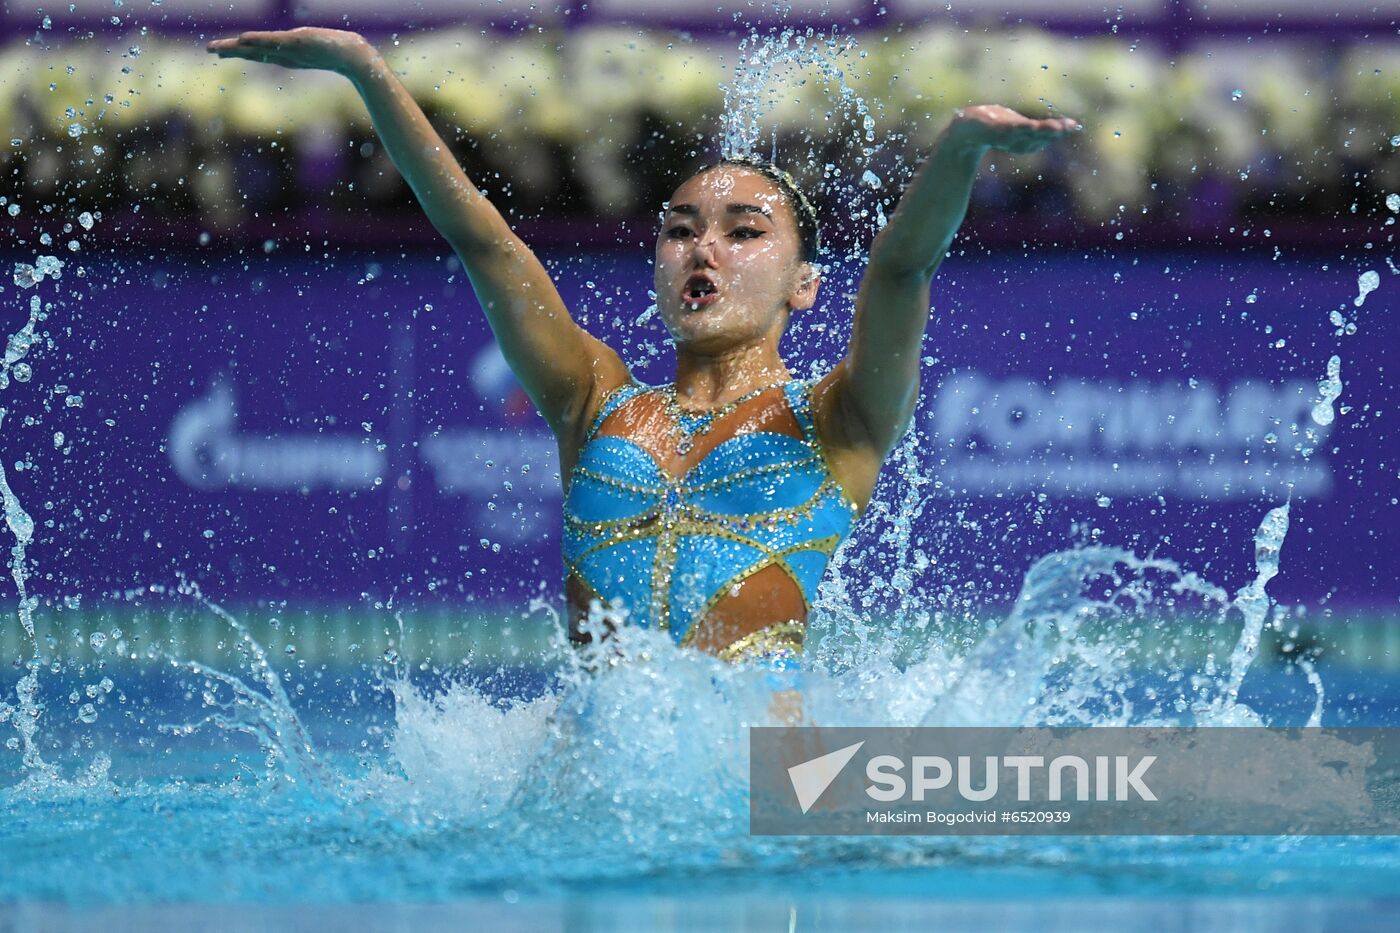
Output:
[666,202,774,219]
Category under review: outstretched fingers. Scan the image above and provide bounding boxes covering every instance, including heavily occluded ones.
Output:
[205,32,282,58]
[1009,118,1081,151]
[1022,116,1081,135]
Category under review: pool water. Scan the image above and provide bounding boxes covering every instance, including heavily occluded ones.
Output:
[4,639,1400,932]
[3,501,1399,930]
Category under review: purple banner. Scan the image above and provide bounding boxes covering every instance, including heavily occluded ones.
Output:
[1,246,1394,611]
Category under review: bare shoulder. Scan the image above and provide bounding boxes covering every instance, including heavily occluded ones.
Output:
[555,356,634,478]
[810,362,889,513]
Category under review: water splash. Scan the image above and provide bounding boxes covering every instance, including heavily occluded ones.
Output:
[721,29,874,161]
[0,23,1349,873]
[717,27,901,278]
[0,292,54,779]
[1217,501,1291,722]
[1311,355,1343,427]
[1354,270,1379,307]
[158,580,329,796]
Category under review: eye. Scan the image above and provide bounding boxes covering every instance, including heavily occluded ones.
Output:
[730,227,764,239]
[665,225,693,239]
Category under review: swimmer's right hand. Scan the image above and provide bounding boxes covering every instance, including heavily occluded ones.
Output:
[206,27,374,76]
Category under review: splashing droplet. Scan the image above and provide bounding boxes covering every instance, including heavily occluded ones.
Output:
[1311,356,1343,426]
[1354,270,1379,308]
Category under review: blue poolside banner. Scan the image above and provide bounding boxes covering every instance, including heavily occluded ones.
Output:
[1,248,1394,609]
[749,727,1400,835]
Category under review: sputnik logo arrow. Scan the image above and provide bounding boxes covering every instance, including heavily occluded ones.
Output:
[787,741,864,814]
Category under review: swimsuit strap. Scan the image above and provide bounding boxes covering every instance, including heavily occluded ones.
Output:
[782,378,817,441]
[583,381,648,441]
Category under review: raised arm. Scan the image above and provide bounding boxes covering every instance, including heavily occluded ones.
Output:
[822,106,1079,457]
[206,28,628,436]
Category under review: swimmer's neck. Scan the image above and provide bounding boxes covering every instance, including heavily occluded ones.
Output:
[672,340,791,408]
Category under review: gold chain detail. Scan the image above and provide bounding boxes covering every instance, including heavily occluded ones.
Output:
[572,465,667,496]
[715,620,807,665]
[787,381,862,516]
[684,449,817,493]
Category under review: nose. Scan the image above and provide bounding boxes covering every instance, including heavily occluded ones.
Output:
[692,230,720,268]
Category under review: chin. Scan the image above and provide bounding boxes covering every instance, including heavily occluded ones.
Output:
[674,328,756,357]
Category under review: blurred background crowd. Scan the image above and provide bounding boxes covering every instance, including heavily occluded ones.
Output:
[3,16,1397,246]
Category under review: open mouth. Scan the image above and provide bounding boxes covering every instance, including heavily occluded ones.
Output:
[682,275,719,308]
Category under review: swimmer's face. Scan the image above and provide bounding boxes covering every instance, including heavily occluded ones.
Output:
[654,167,819,354]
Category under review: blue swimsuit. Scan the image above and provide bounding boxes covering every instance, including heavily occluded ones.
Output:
[562,379,858,668]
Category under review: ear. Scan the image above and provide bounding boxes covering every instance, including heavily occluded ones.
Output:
[788,262,821,311]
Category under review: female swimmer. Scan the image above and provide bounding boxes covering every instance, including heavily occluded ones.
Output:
[207,27,1079,669]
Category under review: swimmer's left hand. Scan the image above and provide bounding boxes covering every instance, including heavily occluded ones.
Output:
[948,104,1081,154]
[206,27,374,77]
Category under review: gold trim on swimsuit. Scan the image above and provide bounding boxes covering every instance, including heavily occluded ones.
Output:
[716,620,807,665]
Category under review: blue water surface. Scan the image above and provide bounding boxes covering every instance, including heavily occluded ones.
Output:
[3,658,1399,932]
